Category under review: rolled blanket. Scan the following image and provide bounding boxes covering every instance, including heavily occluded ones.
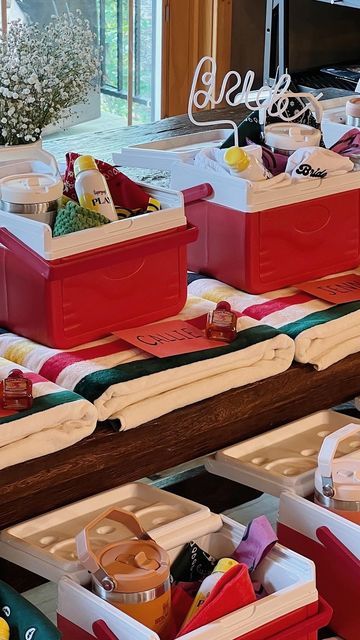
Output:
[0,357,97,470]
[188,274,360,370]
[0,297,294,431]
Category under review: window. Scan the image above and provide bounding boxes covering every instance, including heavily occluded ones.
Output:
[1,0,232,127]
[3,0,161,128]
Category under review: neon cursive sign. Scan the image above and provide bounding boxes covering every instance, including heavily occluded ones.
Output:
[188,56,323,147]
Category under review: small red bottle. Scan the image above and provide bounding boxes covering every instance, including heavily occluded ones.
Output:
[1,369,33,410]
[206,301,237,343]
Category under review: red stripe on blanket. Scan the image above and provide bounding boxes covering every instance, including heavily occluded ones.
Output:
[39,316,210,381]
[26,372,47,385]
[39,339,131,382]
[243,292,314,320]
[39,353,85,382]
[70,338,130,359]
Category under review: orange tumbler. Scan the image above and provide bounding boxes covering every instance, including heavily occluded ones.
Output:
[76,508,172,638]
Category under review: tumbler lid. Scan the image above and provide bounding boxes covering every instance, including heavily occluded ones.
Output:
[264,123,321,152]
[0,173,63,205]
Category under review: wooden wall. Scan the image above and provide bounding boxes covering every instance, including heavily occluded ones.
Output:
[231,0,360,84]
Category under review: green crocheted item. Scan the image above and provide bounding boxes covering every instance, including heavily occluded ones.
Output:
[53,200,110,236]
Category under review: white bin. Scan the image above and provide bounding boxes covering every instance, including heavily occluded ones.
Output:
[0,481,320,640]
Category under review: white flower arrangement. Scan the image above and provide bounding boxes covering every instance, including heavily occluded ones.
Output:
[0,12,100,146]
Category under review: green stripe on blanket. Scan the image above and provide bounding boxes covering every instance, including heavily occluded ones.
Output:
[280,301,360,338]
[0,390,77,424]
[75,324,280,402]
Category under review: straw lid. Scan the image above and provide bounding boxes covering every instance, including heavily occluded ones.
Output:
[76,507,170,594]
[0,173,63,205]
[99,539,170,593]
[264,123,321,151]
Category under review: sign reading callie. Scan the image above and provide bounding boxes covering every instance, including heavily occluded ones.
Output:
[298,273,360,304]
[114,320,227,357]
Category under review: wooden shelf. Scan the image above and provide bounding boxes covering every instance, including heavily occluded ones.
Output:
[1,354,360,529]
[3,99,357,531]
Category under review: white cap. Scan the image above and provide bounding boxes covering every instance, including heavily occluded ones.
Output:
[0,173,63,204]
[264,123,321,152]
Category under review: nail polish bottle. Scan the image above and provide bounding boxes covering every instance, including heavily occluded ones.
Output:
[1,369,33,410]
[206,301,237,343]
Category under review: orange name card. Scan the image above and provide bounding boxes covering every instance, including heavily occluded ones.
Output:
[298,273,360,304]
[114,320,227,357]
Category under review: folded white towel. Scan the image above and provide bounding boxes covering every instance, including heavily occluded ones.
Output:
[0,297,294,430]
[188,275,360,370]
[0,357,97,470]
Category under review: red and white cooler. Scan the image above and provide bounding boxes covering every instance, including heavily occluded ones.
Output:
[206,409,360,639]
[172,165,360,294]
[0,184,198,348]
[0,481,330,640]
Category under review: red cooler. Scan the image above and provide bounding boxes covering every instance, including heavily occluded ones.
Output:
[0,482,331,640]
[57,597,331,640]
[174,165,360,294]
[278,492,360,640]
[0,224,197,349]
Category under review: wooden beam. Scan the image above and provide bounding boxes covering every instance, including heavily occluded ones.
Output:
[0,354,360,531]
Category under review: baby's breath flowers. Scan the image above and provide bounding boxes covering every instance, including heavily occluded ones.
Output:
[0,12,100,146]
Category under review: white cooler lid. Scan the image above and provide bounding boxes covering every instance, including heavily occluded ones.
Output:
[0,481,221,584]
[206,410,360,498]
[0,183,186,260]
[112,129,231,170]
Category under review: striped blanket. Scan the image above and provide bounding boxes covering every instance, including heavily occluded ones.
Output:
[0,297,294,430]
[188,274,360,370]
[0,357,97,470]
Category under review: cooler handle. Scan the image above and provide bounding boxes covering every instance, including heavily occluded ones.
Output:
[316,526,360,574]
[181,183,213,204]
[0,227,50,275]
[92,620,120,640]
[180,598,332,640]
[318,423,360,492]
[265,597,332,640]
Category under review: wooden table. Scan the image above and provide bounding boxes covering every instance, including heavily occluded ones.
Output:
[1,104,360,532]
